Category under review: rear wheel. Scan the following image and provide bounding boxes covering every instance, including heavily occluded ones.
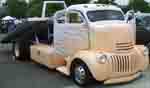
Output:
[71,61,92,86]
[12,41,31,61]
[13,43,19,60]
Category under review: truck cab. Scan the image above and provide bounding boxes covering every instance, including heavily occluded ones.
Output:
[15,3,149,85]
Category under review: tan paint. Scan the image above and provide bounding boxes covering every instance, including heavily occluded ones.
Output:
[30,43,148,84]
[65,45,148,83]
[90,23,135,52]
[30,18,149,84]
[104,72,141,84]
[31,44,66,69]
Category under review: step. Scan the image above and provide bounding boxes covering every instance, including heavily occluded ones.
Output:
[56,66,70,76]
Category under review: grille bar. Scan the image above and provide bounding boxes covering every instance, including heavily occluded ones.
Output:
[111,55,135,72]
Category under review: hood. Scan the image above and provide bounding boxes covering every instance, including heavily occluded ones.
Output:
[89,20,135,52]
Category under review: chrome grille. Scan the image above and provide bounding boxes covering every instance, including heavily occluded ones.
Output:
[110,55,135,72]
[116,42,134,51]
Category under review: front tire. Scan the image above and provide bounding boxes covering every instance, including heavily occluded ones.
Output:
[71,62,92,86]
[12,41,31,61]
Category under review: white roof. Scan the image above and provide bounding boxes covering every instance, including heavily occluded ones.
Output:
[67,4,122,12]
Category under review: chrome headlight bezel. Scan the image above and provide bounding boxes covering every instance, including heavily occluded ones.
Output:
[96,54,108,64]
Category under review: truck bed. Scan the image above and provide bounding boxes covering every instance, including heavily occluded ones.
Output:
[1,19,54,45]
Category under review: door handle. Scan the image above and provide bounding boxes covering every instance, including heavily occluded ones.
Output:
[80,28,88,31]
[37,50,40,55]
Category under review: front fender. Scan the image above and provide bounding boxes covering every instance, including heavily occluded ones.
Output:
[135,45,149,71]
[67,51,110,81]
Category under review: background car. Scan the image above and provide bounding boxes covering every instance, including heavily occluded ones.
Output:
[136,12,150,48]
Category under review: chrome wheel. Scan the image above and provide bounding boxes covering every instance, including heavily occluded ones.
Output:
[74,65,87,85]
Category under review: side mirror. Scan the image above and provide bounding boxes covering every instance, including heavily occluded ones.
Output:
[125,10,135,23]
[57,17,65,23]
[127,15,133,21]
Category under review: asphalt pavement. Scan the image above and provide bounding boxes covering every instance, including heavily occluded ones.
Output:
[0,33,150,88]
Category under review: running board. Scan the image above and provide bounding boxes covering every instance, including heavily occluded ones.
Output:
[56,66,70,76]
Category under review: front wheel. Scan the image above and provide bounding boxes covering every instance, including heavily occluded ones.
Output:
[72,63,92,86]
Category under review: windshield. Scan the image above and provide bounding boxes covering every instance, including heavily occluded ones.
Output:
[87,10,124,22]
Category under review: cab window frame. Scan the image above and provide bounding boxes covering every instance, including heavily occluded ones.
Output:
[66,10,85,24]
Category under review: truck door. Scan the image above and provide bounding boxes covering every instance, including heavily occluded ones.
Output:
[63,11,89,55]
[54,11,66,56]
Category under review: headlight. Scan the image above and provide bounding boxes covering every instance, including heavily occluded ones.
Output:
[96,54,107,64]
[144,47,149,56]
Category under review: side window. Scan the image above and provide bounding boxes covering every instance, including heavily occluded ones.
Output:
[56,12,65,24]
[67,11,83,23]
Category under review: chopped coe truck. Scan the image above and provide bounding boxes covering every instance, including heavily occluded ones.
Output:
[6,3,149,86]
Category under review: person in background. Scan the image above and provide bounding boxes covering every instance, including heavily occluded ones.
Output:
[7,19,16,32]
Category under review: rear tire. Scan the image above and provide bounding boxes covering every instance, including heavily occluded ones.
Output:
[12,41,31,61]
[12,42,19,60]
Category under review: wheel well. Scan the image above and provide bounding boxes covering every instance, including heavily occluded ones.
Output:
[70,58,83,75]
[70,58,92,77]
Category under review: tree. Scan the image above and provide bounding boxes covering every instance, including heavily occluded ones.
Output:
[27,0,64,17]
[21,0,92,17]
[65,0,90,6]
[6,0,28,18]
[45,3,64,17]
[128,0,150,12]
[96,0,115,4]
[26,0,43,17]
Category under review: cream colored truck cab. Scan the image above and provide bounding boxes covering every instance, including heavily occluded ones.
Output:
[30,4,149,85]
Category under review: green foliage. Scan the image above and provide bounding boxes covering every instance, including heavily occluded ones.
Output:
[8,0,150,18]
[6,0,94,18]
[128,0,150,12]
[27,0,64,17]
[6,0,28,18]
[96,0,115,4]
[65,0,90,6]
[26,0,43,17]
[45,3,64,17]
[0,7,8,18]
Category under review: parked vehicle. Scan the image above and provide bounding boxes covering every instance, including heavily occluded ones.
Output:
[136,13,150,47]
[1,1,149,86]
[0,16,16,33]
